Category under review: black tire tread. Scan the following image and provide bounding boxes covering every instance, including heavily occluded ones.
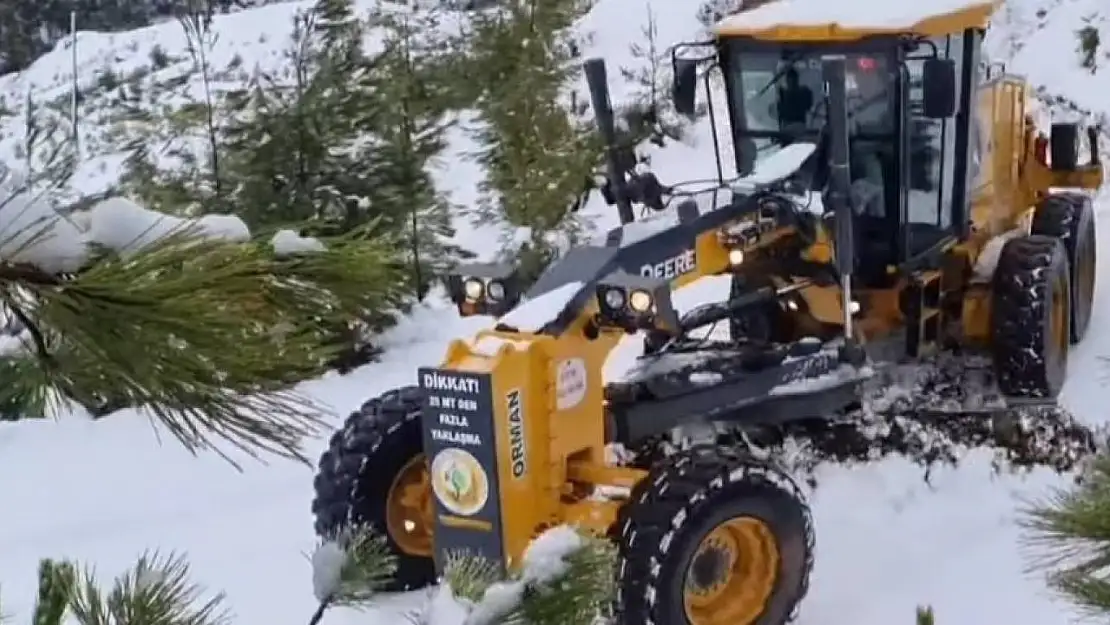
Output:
[990,235,1070,398]
[1031,192,1096,343]
[311,386,436,591]
[615,445,815,625]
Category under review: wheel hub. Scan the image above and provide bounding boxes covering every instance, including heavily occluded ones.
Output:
[683,516,780,625]
[688,542,733,595]
[386,454,434,557]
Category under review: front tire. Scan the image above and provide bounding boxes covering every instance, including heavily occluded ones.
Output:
[991,235,1071,398]
[311,387,437,591]
[616,446,814,625]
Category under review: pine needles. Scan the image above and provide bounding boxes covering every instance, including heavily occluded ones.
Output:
[17,553,228,625]
[0,223,406,464]
[1020,454,1110,618]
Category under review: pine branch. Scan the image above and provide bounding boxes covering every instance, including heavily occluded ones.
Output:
[0,223,406,463]
[1020,453,1110,617]
[438,527,616,625]
[513,534,615,625]
[308,524,398,623]
[33,559,76,625]
[68,551,229,625]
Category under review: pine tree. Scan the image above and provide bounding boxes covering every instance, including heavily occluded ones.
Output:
[1020,452,1110,618]
[1077,21,1101,73]
[467,0,599,282]
[222,1,379,231]
[178,0,224,201]
[619,3,691,148]
[361,4,469,298]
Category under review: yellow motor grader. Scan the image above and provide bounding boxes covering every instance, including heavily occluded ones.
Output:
[311,1,1103,623]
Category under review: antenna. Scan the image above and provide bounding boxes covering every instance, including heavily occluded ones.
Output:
[584,58,635,224]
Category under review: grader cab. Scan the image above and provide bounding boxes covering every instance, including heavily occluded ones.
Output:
[311,1,1104,624]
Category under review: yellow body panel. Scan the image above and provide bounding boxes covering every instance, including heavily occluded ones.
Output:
[713,1,998,41]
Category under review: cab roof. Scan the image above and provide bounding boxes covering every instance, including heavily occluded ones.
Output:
[713,0,1000,41]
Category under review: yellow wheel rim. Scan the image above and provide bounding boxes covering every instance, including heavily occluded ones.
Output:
[1051,273,1069,356]
[1077,239,1096,324]
[385,454,434,557]
[683,517,780,625]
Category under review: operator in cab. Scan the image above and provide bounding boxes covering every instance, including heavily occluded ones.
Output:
[776,67,814,136]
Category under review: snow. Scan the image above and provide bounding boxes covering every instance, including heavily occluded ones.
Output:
[0,178,250,272]
[0,0,1108,623]
[736,141,817,188]
[424,526,586,625]
[496,281,585,332]
[83,196,250,253]
[310,540,346,603]
[271,229,325,256]
[715,0,996,33]
[971,229,1021,282]
[768,364,874,395]
[0,167,89,273]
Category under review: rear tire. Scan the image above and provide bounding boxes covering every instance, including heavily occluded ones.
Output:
[1031,192,1097,343]
[990,235,1071,398]
[311,387,437,591]
[616,445,814,625]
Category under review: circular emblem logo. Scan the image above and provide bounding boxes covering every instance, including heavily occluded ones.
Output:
[430,448,489,517]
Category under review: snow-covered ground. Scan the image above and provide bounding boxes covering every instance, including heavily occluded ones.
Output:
[1,0,1109,623]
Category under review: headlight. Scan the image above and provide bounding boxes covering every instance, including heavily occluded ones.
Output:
[728,249,745,266]
[603,287,626,310]
[463,278,484,300]
[594,271,679,333]
[486,280,506,301]
[629,289,653,313]
[447,263,521,317]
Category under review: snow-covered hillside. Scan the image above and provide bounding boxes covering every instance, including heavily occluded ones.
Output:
[0,0,1109,624]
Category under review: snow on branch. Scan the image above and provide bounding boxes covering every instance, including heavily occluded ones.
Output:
[307,525,614,625]
[0,164,408,462]
[434,526,615,625]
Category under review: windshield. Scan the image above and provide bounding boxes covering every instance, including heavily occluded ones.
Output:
[726,46,896,179]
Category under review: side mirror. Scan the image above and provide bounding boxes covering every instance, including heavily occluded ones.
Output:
[922,58,957,119]
[672,58,698,117]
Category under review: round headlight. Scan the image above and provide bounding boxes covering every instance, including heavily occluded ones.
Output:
[463,278,484,300]
[603,288,626,310]
[629,290,653,313]
[728,249,745,265]
[487,280,506,301]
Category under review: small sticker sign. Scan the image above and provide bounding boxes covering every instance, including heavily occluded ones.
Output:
[418,368,504,571]
[430,447,490,517]
[555,358,587,410]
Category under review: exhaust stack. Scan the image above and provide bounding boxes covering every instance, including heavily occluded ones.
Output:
[584,58,635,225]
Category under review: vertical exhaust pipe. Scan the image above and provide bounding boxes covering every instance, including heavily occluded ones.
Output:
[584,58,635,224]
[821,55,856,342]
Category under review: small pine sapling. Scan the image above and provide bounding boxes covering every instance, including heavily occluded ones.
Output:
[1077,21,1101,73]
[178,0,224,200]
[619,2,690,148]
